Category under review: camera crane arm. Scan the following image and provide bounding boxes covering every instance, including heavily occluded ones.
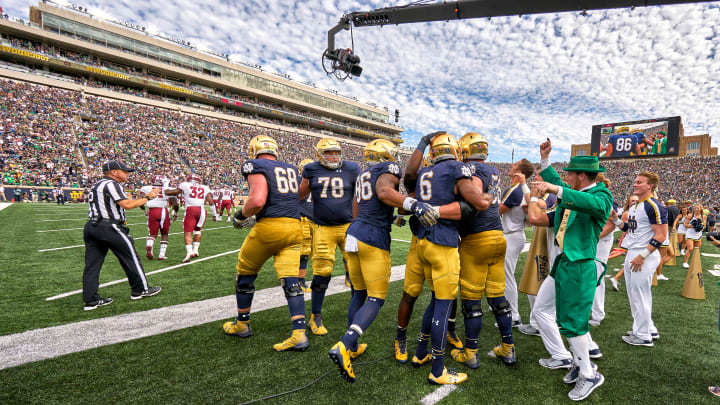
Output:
[324,0,715,79]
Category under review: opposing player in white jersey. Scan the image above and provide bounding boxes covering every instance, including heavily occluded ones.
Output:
[164,173,218,263]
[500,159,534,326]
[211,188,223,221]
[613,171,667,346]
[140,175,179,260]
[219,186,235,222]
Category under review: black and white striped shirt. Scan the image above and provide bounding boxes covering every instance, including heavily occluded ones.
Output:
[88,177,128,222]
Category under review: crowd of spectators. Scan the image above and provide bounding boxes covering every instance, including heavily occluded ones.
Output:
[2,34,399,138]
[1,78,718,208]
[0,78,397,194]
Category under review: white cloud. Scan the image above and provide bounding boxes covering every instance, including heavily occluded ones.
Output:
[2,0,720,161]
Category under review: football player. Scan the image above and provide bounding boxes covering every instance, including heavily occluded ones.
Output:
[139,175,178,260]
[298,158,315,293]
[447,132,519,369]
[211,187,223,221]
[328,139,439,383]
[164,173,217,263]
[299,138,361,336]
[219,186,235,222]
[411,133,492,385]
[222,135,308,352]
[605,129,640,158]
[394,147,464,365]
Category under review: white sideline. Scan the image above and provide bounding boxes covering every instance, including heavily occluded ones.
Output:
[0,264,407,371]
[45,248,243,301]
[37,225,235,252]
[0,202,11,212]
[420,385,458,405]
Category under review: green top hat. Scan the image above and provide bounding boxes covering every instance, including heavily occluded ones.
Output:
[562,156,606,173]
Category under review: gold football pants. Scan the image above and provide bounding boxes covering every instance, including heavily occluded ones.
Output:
[403,236,426,297]
[300,216,314,257]
[312,223,350,277]
[236,217,302,279]
[459,230,507,300]
[416,238,460,300]
[346,240,392,299]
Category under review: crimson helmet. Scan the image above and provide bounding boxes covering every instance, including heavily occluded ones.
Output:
[152,175,167,186]
[186,173,202,183]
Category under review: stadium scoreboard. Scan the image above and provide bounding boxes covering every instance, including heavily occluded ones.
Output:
[590,116,681,159]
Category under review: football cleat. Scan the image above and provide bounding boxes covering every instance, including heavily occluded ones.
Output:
[626,330,659,340]
[309,314,328,335]
[395,339,409,364]
[273,330,309,352]
[328,341,356,383]
[145,246,154,260]
[428,367,468,385]
[158,255,168,261]
[446,330,464,351]
[450,348,480,369]
[539,357,573,369]
[223,320,252,338]
[130,286,162,300]
[182,254,193,263]
[411,353,432,368]
[621,334,653,347]
[349,343,367,360]
[488,343,517,366]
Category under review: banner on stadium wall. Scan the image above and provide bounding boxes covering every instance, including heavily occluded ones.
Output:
[1,186,85,202]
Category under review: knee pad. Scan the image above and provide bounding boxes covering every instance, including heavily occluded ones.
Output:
[193,231,201,237]
[488,297,512,316]
[281,277,303,298]
[311,275,331,292]
[235,275,256,294]
[462,300,483,319]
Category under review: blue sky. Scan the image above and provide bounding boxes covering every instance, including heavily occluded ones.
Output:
[3,0,720,162]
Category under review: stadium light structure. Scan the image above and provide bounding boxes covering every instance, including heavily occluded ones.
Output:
[324,0,718,80]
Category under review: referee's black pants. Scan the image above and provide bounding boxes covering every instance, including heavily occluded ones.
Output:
[82,220,149,303]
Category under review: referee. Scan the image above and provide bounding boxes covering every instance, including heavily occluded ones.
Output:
[82,160,162,310]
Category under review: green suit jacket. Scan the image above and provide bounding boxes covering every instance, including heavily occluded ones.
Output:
[539,165,613,262]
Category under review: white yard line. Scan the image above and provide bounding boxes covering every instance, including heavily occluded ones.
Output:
[36,222,147,232]
[46,248,243,301]
[420,385,458,405]
[0,202,12,212]
[1,264,407,370]
[37,225,235,251]
[35,215,145,222]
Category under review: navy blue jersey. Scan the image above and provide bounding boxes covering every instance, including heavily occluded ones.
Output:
[346,161,403,251]
[415,159,472,247]
[241,158,300,220]
[459,161,502,236]
[608,133,637,157]
[302,161,360,226]
[543,192,557,209]
[299,194,314,220]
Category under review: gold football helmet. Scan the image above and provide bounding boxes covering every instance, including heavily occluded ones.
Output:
[617,126,630,134]
[364,139,397,163]
[429,132,461,164]
[298,158,314,173]
[459,132,488,161]
[248,135,279,159]
[315,138,343,169]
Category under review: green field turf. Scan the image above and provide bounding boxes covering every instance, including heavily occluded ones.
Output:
[2,202,720,404]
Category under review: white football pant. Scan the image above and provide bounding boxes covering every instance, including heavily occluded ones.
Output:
[623,248,661,341]
[503,230,526,323]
